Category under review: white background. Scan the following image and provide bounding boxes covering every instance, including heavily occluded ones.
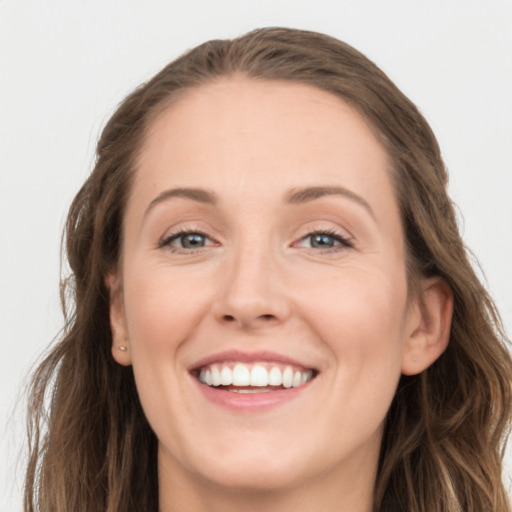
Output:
[1,1,511,510]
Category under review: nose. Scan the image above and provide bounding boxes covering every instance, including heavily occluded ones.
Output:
[213,245,291,330]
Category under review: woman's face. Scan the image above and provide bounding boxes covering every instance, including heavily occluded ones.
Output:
[110,77,424,493]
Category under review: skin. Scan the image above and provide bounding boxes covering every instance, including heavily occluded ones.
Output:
[108,77,452,512]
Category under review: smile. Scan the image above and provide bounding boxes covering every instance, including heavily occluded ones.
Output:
[196,362,316,392]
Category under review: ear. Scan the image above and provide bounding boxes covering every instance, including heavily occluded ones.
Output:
[105,273,132,366]
[401,277,453,376]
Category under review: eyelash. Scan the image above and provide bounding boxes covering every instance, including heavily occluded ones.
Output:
[158,228,214,252]
[297,229,353,252]
[158,228,353,253]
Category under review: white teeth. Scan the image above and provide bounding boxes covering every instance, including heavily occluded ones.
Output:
[250,365,269,386]
[220,366,233,385]
[282,366,294,388]
[232,364,251,386]
[268,366,282,386]
[211,365,221,386]
[197,362,315,390]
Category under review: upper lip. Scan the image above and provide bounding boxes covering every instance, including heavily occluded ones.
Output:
[189,349,318,372]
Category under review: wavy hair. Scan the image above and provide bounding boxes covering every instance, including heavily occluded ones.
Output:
[24,27,512,511]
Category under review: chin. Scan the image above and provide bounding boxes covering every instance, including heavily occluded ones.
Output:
[180,441,309,492]
[199,460,301,492]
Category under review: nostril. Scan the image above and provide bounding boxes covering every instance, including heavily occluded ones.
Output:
[221,313,276,324]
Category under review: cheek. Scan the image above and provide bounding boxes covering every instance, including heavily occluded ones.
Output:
[305,263,408,335]
[119,261,218,433]
[298,264,409,390]
[120,264,217,454]
[315,275,406,430]
[122,261,213,355]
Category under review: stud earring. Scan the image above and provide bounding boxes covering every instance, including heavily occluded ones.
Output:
[119,346,128,352]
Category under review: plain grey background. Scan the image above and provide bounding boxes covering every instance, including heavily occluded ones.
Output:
[1,1,511,509]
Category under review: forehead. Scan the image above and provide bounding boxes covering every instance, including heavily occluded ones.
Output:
[129,77,398,227]
[138,77,392,187]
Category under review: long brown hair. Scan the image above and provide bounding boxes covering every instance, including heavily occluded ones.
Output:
[25,27,512,511]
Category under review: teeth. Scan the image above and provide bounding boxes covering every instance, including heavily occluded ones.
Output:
[197,362,314,390]
[250,365,269,386]
[233,364,251,386]
[220,366,232,385]
[268,366,282,386]
[282,366,293,388]
[211,365,221,386]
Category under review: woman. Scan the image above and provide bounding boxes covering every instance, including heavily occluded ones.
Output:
[25,27,512,512]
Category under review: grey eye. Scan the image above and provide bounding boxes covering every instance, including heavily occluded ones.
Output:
[178,233,207,248]
[308,233,338,248]
[161,230,213,251]
[294,230,352,251]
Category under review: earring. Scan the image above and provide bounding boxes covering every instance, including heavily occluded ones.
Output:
[119,346,128,352]
[412,355,417,362]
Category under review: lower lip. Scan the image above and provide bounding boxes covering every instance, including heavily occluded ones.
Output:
[192,376,315,411]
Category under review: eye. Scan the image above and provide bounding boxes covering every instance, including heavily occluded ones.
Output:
[296,230,352,251]
[159,230,215,251]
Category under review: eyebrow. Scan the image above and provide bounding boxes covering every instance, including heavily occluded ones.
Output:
[144,187,218,218]
[285,186,375,220]
[143,185,375,220]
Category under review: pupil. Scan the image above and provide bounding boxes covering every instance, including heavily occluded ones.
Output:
[182,234,205,248]
[311,234,334,248]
